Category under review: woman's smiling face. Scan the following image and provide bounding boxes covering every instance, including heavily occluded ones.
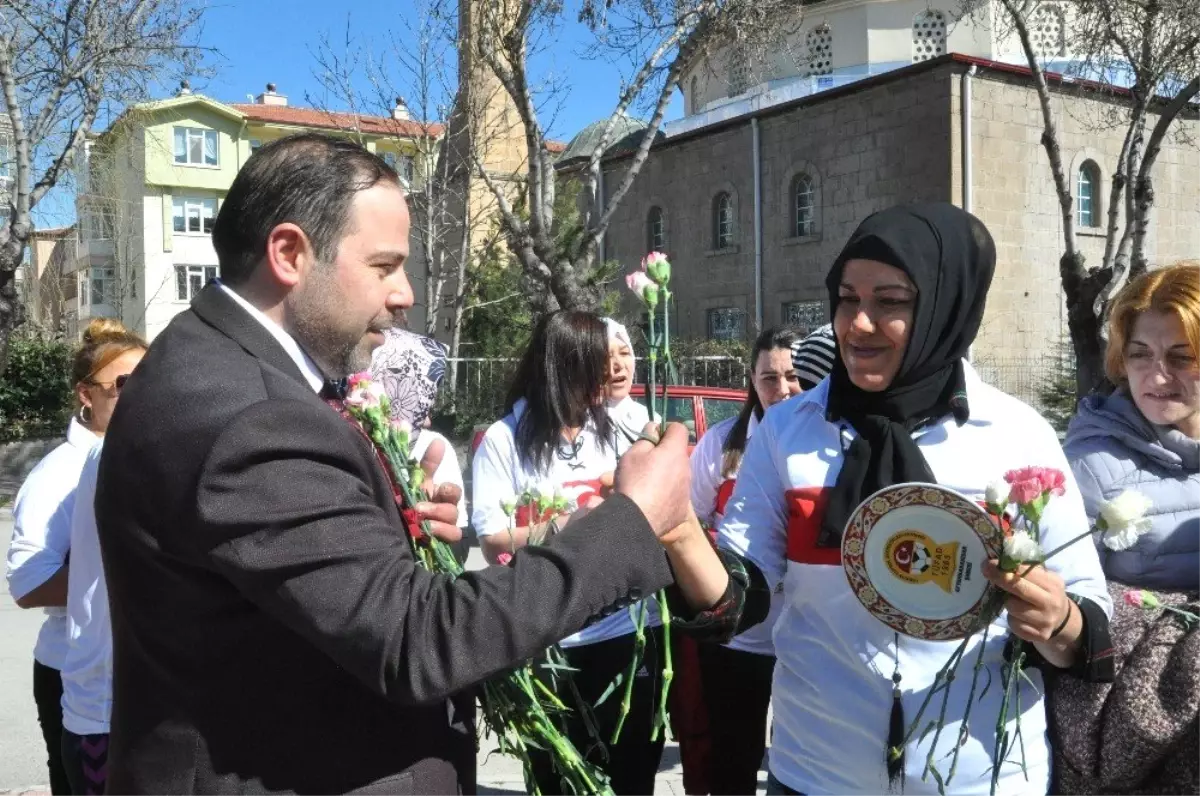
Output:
[833,258,917,392]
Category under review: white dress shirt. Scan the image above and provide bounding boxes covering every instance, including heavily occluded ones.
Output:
[7,418,99,670]
[718,362,1110,795]
[219,283,324,392]
[60,442,111,734]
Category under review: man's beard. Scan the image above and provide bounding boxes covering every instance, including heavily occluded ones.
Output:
[289,278,390,378]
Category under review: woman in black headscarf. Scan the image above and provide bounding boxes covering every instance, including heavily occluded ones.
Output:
[663,203,1114,796]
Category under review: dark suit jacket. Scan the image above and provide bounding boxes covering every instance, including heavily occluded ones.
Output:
[95,285,675,794]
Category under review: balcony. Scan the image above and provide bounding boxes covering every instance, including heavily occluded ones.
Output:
[68,237,114,274]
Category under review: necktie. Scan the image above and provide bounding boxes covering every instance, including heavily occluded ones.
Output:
[319,378,347,401]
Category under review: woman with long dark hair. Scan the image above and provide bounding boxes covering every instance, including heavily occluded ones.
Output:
[471,310,666,795]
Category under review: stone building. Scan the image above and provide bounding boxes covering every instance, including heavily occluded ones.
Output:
[581,0,1199,397]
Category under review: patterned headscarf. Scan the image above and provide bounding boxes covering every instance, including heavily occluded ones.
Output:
[369,328,448,433]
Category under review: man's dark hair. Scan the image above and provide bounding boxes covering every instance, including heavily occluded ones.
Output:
[503,310,612,473]
[211,133,400,284]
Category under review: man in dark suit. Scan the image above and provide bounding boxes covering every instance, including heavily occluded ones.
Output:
[94,133,703,794]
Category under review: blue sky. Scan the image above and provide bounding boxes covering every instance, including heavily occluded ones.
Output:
[34,0,684,228]
[196,0,683,135]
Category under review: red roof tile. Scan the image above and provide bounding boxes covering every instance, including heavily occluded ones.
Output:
[230,102,568,153]
[230,104,444,138]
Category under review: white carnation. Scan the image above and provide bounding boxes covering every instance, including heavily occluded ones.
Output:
[985,479,1010,508]
[1102,516,1153,551]
[1003,530,1043,563]
[1099,490,1153,531]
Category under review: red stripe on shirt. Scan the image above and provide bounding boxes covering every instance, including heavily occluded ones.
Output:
[715,478,737,517]
[785,487,840,566]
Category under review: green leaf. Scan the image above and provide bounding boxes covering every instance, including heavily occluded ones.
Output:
[594,672,625,708]
[930,765,947,796]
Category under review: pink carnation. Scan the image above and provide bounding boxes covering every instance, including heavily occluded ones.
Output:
[1004,466,1067,505]
[347,371,372,389]
[496,552,513,567]
[1123,589,1159,609]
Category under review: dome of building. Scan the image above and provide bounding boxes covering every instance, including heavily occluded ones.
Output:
[558,113,653,164]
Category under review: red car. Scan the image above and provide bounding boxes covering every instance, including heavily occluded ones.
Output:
[469,383,747,456]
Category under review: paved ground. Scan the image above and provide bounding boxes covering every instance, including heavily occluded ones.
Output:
[1,509,765,794]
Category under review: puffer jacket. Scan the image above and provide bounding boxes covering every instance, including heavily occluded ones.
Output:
[1064,389,1200,592]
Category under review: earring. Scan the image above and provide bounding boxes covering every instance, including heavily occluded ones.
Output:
[79,404,93,425]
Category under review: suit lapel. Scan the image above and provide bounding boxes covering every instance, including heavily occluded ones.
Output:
[191,284,311,389]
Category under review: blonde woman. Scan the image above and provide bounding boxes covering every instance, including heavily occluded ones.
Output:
[6,318,146,795]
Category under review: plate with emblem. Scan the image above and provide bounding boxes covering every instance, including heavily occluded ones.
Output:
[841,483,1005,641]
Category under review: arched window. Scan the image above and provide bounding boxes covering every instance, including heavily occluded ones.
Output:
[689,76,700,114]
[713,192,734,249]
[804,25,833,77]
[912,10,948,63]
[793,174,816,237]
[647,206,665,252]
[1030,4,1067,58]
[1077,161,1100,227]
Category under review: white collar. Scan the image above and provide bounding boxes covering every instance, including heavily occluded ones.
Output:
[219,283,325,393]
[65,417,100,450]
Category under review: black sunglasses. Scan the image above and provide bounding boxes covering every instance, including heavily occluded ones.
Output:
[90,374,131,393]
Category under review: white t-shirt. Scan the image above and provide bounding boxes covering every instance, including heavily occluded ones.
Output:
[718,362,1111,796]
[690,413,783,657]
[608,397,654,455]
[6,419,99,670]
[411,430,468,528]
[471,399,661,647]
[61,442,112,735]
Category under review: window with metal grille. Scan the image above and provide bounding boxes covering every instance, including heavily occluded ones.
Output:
[793,174,816,237]
[713,192,734,249]
[708,307,745,340]
[647,206,665,252]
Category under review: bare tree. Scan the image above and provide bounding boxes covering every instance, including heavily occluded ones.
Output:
[994,0,1199,396]
[0,0,205,373]
[463,0,802,312]
[308,8,493,356]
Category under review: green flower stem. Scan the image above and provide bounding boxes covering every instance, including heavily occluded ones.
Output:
[659,287,670,431]
[899,639,967,750]
[611,601,648,745]
[989,641,1024,796]
[921,648,962,791]
[351,403,612,796]
[646,307,658,425]
[945,624,990,788]
[651,590,674,742]
[1017,526,1100,577]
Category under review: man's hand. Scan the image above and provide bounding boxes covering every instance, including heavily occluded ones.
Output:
[412,436,463,544]
[614,422,692,540]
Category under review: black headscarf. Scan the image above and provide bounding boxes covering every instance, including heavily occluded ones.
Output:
[819,202,996,547]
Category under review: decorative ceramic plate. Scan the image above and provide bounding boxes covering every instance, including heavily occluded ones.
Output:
[842,483,1004,641]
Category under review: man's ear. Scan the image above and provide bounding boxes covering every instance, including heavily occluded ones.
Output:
[263,223,313,289]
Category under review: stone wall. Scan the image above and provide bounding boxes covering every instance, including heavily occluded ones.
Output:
[599,56,1199,376]
[602,63,955,339]
[0,437,62,498]
[956,69,1200,367]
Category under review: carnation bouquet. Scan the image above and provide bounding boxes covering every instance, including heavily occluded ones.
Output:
[329,380,613,795]
[891,466,1151,795]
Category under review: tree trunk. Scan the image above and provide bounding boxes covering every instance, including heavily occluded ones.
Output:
[1061,252,1110,398]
